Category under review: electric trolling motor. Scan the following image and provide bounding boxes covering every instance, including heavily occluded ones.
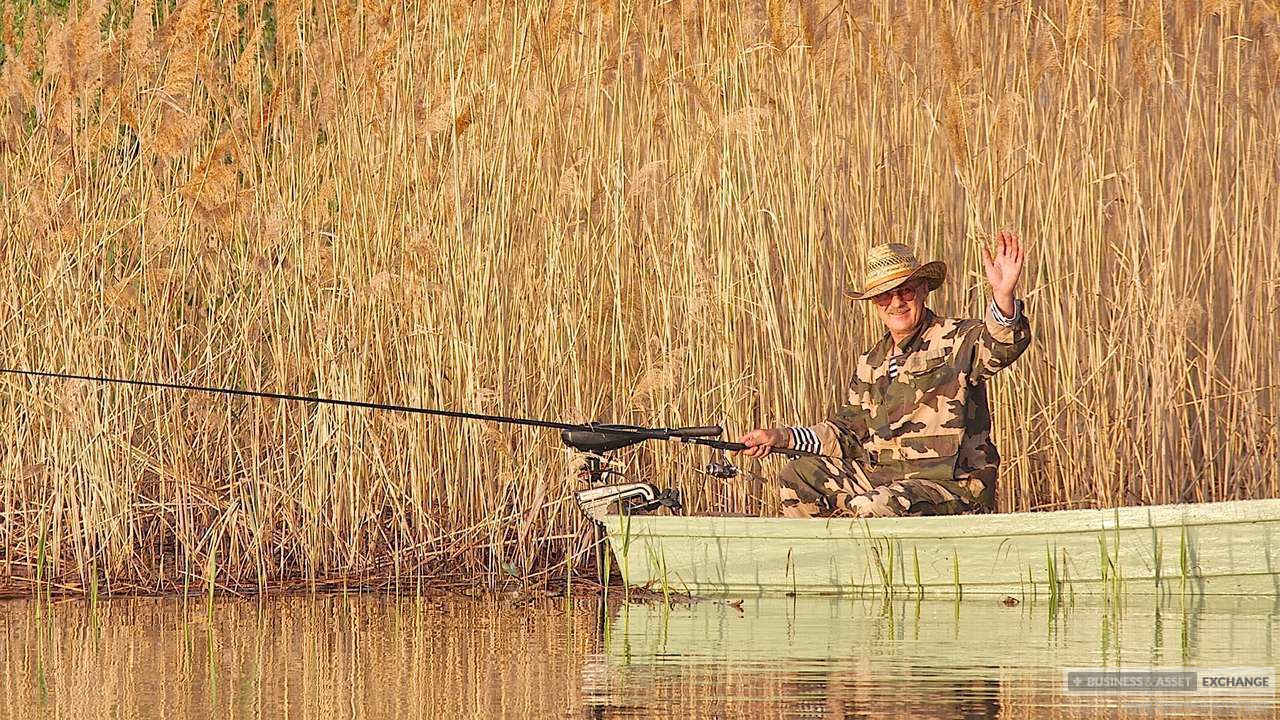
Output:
[562,424,752,521]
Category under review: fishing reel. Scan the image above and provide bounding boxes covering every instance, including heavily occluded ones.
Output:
[703,448,740,480]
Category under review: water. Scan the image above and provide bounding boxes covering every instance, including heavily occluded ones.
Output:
[1,593,1277,718]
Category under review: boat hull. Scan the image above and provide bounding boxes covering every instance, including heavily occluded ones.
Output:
[599,499,1280,597]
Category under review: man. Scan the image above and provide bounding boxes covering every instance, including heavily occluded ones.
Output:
[738,232,1031,518]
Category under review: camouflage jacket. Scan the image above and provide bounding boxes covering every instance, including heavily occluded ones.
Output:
[789,301,1031,510]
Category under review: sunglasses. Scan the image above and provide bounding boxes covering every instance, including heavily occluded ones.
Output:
[871,281,923,306]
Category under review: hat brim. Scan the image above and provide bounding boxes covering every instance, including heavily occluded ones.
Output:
[844,261,946,301]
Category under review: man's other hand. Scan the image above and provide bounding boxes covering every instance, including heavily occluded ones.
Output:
[737,428,789,458]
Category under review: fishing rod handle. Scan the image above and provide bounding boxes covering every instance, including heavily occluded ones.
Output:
[694,437,818,459]
[664,425,723,438]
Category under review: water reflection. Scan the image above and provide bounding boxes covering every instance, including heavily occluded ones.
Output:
[1,593,1276,718]
[604,595,1280,718]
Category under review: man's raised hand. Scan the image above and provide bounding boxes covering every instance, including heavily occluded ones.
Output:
[982,230,1024,316]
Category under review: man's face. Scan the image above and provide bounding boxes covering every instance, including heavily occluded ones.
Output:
[872,279,928,339]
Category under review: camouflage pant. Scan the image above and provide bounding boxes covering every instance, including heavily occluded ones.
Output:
[778,456,981,518]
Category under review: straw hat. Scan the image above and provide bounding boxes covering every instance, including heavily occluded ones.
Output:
[845,243,947,300]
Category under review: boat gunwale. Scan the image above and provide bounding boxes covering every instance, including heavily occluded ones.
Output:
[603,498,1280,541]
[656,567,1280,589]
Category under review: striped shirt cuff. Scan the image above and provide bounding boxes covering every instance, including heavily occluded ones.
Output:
[990,298,1024,326]
[787,426,821,454]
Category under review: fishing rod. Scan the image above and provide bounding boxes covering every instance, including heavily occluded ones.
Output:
[0,367,819,468]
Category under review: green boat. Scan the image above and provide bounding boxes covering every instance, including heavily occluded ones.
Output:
[576,485,1280,598]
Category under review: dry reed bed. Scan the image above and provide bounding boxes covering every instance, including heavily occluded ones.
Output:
[0,0,1277,594]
